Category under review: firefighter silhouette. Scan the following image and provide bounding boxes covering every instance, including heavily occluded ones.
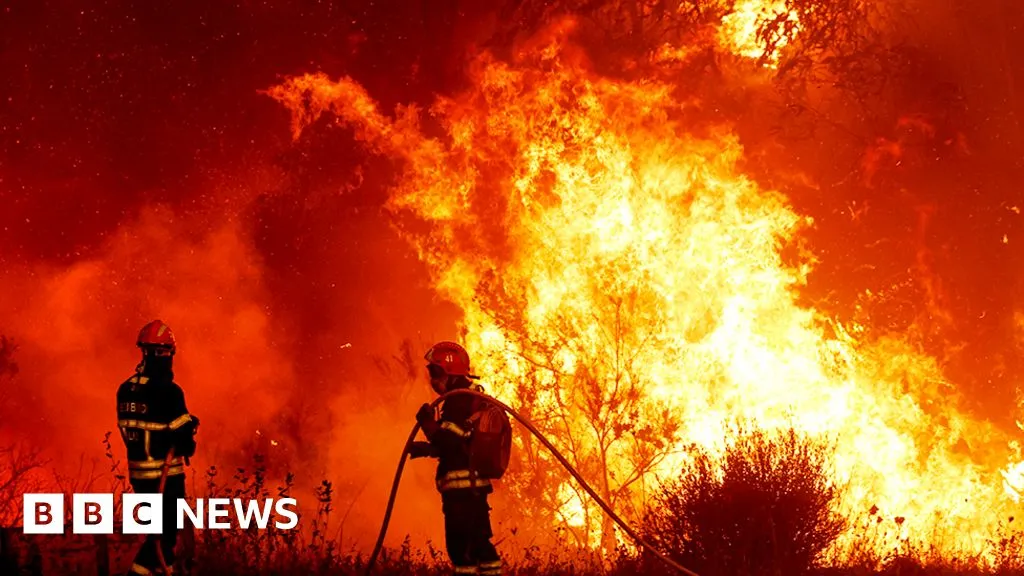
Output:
[116,320,199,575]
[410,341,504,576]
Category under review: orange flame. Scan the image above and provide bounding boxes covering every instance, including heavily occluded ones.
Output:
[718,0,800,66]
[269,30,1022,561]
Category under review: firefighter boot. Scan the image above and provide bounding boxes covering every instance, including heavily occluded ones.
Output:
[475,534,502,576]
[478,559,502,576]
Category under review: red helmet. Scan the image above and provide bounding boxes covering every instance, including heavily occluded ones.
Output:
[424,341,477,382]
[137,320,176,356]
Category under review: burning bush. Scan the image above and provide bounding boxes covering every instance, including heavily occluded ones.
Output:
[641,425,846,576]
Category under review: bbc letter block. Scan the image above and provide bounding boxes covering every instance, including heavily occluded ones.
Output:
[73,494,114,534]
[123,493,162,534]
[23,494,64,534]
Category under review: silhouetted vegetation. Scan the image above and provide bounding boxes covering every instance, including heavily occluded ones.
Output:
[641,425,845,576]
[5,422,1024,575]
[0,354,1016,574]
[0,336,47,527]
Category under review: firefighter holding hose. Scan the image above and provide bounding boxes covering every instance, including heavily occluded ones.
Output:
[116,320,199,575]
[409,341,509,576]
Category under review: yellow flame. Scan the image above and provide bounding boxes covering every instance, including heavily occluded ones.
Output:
[269,32,1022,561]
[718,0,800,66]
[1003,447,1024,503]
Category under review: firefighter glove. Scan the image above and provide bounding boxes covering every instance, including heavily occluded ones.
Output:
[175,415,200,459]
[416,403,435,425]
[408,441,436,459]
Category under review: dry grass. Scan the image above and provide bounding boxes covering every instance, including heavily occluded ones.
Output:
[5,428,1024,575]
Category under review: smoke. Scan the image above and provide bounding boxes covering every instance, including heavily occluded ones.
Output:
[0,204,287,461]
[0,195,454,545]
[1,0,1023,550]
[0,0,487,545]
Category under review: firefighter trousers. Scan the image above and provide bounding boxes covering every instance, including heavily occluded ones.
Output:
[128,475,186,575]
[442,489,502,576]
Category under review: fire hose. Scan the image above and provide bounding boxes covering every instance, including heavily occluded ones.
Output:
[154,447,175,576]
[364,388,700,576]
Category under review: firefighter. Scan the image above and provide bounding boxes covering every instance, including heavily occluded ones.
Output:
[409,341,503,576]
[116,320,199,576]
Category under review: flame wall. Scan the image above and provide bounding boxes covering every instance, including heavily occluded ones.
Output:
[2,0,1024,557]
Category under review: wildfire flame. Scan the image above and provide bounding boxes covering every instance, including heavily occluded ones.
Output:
[719,0,801,65]
[269,24,1021,560]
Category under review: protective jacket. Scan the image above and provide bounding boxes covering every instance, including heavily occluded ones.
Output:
[116,371,197,481]
[426,391,493,493]
[420,389,501,575]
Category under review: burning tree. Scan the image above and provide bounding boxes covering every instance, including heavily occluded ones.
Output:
[268,13,1024,561]
[489,0,926,166]
[491,0,711,59]
[491,0,889,73]
[479,282,682,549]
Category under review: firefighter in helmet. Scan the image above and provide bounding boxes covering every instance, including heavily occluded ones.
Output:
[116,320,199,575]
[409,341,503,576]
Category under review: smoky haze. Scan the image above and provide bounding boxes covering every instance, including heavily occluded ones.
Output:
[0,0,1022,549]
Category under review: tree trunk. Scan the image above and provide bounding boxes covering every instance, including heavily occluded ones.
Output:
[600,514,618,558]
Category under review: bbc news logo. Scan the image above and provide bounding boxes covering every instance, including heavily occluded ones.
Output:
[22,494,299,534]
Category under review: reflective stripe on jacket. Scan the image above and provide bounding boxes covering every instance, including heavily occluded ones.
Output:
[429,392,477,482]
[436,469,492,492]
[117,372,196,481]
[440,421,470,437]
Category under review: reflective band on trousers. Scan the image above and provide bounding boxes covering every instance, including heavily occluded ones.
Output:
[130,563,175,575]
[436,469,491,491]
[479,560,502,576]
[130,465,184,480]
[453,567,478,575]
[131,457,185,470]
[129,457,185,479]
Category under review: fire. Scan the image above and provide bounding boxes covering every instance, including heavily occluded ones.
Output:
[718,0,800,65]
[269,26,1021,561]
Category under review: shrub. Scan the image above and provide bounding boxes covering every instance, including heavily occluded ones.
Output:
[641,425,846,576]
